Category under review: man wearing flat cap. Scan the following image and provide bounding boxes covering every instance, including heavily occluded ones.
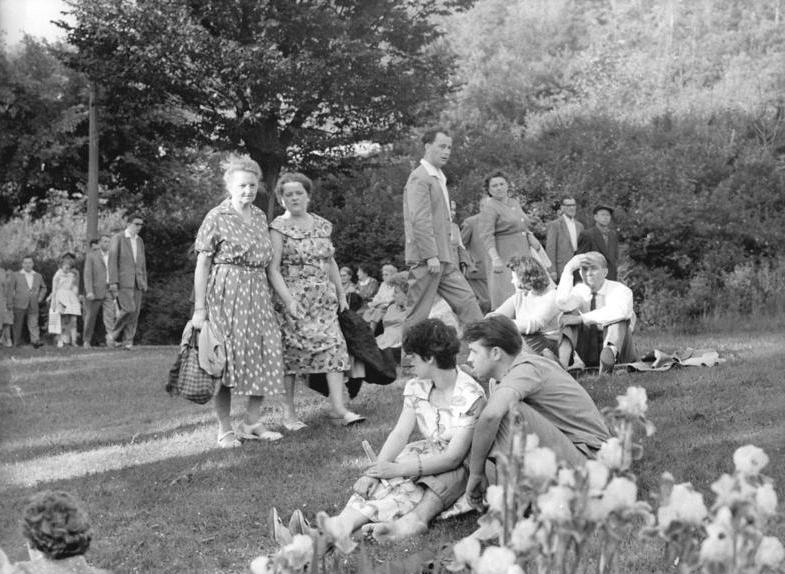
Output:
[555,251,636,373]
[577,205,619,280]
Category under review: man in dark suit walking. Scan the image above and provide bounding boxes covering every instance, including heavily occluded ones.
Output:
[82,234,116,348]
[545,196,584,281]
[402,127,482,331]
[108,215,147,348]
[9,255,47,347]
[577,205,619,281]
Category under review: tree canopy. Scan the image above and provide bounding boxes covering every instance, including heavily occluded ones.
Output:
[59,0,473,211]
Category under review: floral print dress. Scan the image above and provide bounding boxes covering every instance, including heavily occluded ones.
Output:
[195,199,283,396]
[345,370,485,522]
[270,213,349,374]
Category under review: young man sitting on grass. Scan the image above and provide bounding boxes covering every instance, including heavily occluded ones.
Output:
[555,251,637,372]
[462,315,611,510]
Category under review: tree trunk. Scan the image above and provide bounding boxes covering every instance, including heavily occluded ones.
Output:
[86,83,99,241]
[240,118,286,217]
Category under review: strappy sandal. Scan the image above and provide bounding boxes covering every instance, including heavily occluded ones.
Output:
[237,421,283,442]
[328,411,366,427]
[217,430,241,449]
[282,419,308,432]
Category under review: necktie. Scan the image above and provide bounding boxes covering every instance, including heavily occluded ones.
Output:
[590,292,597,311]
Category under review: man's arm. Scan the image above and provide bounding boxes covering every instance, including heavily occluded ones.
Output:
[36,273,47,302]
[545,221,558,279]
[579,283,634,327]
[555,255,583,311]
[138,238,147,290]
[107,234,120,291]
[83,254,95,298]
[468,386,520,478]
[405,174,439,261]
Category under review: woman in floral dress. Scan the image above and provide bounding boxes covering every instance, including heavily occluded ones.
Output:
[268,172,365,429]
[192,155,295,448]
[319,319,486,546]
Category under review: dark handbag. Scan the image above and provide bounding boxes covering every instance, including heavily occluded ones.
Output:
[166,327,218,405]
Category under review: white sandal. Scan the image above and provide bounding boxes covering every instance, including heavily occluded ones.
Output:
[328,411,366,427]
[237,421,283,442]
[217,430,241,449]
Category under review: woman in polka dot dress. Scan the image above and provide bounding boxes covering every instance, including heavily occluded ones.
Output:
[192,155,297,448]
[268,172,366,429]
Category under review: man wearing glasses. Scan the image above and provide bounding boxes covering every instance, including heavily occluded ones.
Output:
[107,215,148,349]
[545,197,583,282]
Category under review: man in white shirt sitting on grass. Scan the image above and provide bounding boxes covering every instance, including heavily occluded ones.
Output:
[555,251,636,373]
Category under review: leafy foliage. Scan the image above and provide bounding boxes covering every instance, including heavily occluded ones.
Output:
[59,0,474,212]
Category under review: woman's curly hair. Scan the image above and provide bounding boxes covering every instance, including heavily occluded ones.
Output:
[402,318,460,369]
[507,255,551,294]
[21,491,92,560]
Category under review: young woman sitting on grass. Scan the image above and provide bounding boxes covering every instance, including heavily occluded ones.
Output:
[318,318,486,546]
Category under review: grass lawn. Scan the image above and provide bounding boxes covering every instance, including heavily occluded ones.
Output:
[1,322,784,573]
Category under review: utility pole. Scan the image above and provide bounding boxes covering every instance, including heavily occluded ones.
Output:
[86,82,99,241]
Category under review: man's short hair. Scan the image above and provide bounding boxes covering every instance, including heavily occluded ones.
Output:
[463,315,523,356]
[421,127,450,146]
[561,196,577,206]
[22,255,34,262]
[126,213,144,224]
[580,251,608,270]
[593,204,614,216]
[402,318,460,369]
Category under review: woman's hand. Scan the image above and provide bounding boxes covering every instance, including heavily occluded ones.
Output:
[191,308,207,329]
[352,475,380,498]
[287,300,303,319]
[364,460,401,480]
[528,232,542,251]
[338,293,349,312]
[492,256,505,273]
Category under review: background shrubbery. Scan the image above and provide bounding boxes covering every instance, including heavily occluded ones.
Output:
[2,0,785,343]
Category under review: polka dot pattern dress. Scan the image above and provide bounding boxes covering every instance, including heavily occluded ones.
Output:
[195,198,283,396]
[270,213,349,374]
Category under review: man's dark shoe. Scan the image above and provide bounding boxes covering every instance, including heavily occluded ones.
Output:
[32,341,44,348]
[599,346,616,374]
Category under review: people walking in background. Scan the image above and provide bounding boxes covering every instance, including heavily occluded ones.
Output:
[107,214,147,349]
[577,204,619,280]
[402,127,482,331]
[9,256,47,348]
[269,172,365,429]
[82,235,116,348]
[49,252,82,348]
[460,207,491,315]
[193,154,286,448]
[545,196,584,281]
[489,255,561,360]
[478,170,540,309]
[556,252,636,372]
[0,490,111,574]
[0,265,13,347]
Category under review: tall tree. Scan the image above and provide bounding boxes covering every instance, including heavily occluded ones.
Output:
[0,37,89,216]
[59,0,473,212]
